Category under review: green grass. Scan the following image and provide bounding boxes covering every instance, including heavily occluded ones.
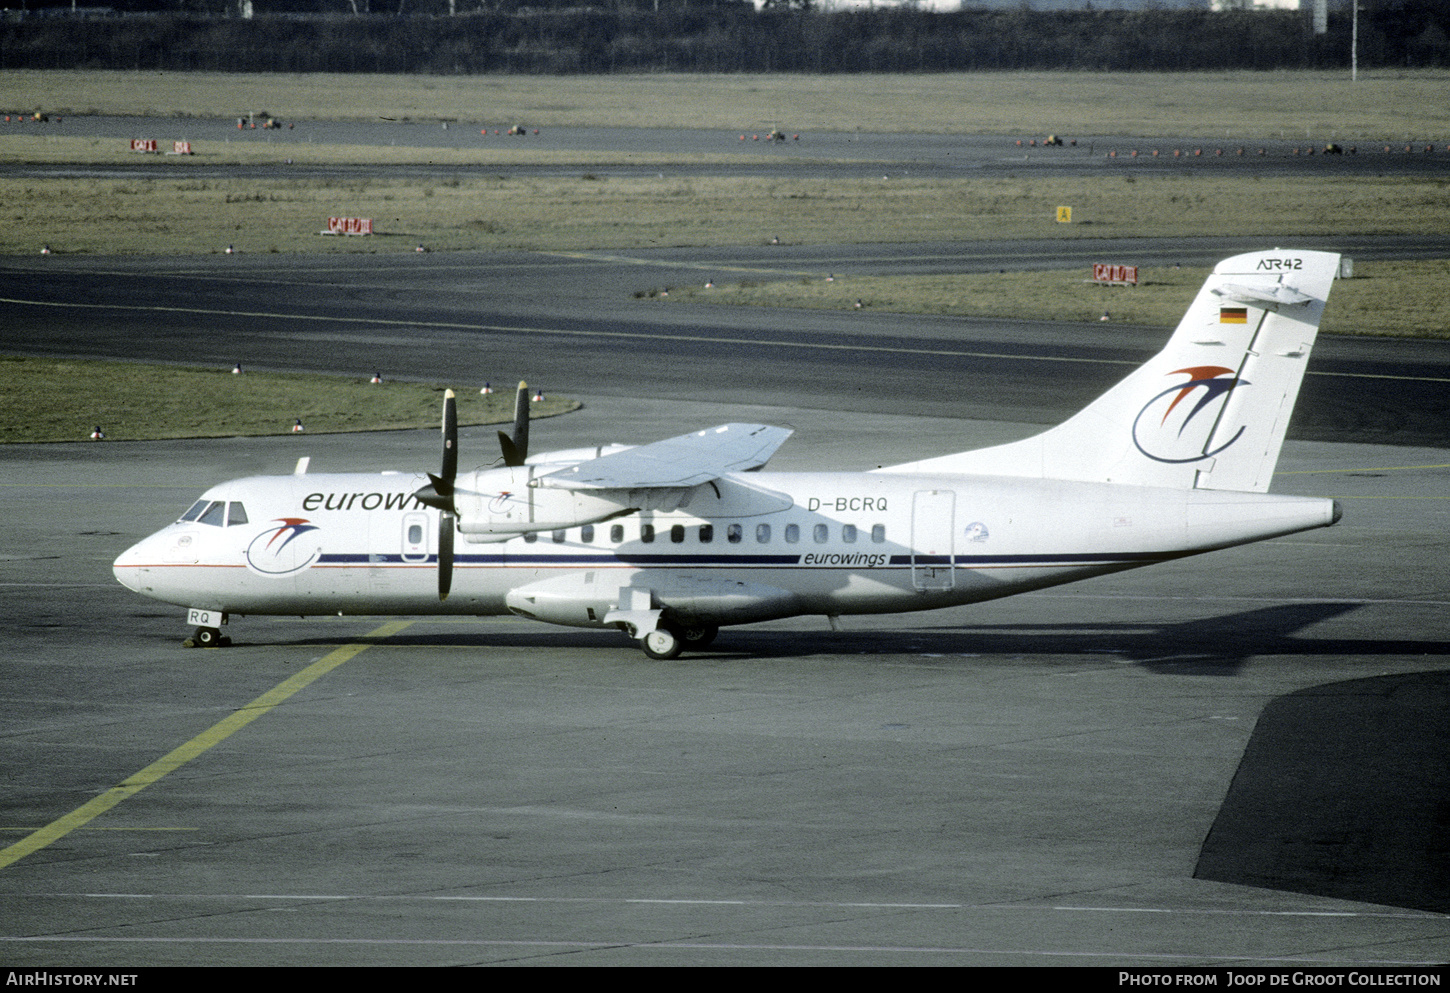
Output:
[4,172,1447,256]
[6,69,1449,139]
[663,259,1450,339]
[1,356,578,443]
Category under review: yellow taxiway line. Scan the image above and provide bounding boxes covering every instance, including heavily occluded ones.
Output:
[0,619,414,871]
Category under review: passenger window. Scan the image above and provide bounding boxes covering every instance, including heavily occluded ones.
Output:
[785,524,799,544]
[872,524,886,543]
[670,524,685,543]
[756,523,771,543]
[641,524,655,543]
[699,524,713,543]
[197,501,225,527]
[814,524,829,544]
[727,524,742,544]
[580,525,594,543]
[227,502,249,526]
[610,524,624,543]
[179,499,208,523]
[402,513,430,563]
[842,524,857,543]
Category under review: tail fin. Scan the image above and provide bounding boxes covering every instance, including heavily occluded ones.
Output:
[880,249,1339,493]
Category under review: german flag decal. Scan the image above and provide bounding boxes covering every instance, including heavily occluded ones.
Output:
[1220,307,1248,324]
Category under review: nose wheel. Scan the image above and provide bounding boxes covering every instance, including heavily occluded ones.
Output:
[185,626,232,648]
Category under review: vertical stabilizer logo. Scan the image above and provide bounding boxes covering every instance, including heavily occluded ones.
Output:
[1132,366,1249,464]
[245,518,324,575]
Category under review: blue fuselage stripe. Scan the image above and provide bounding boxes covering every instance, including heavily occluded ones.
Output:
[315,551,1181,567]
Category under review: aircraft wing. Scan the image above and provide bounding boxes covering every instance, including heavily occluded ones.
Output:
[536,423,792,490]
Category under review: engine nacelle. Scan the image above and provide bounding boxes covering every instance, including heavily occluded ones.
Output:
[453,465,632,540]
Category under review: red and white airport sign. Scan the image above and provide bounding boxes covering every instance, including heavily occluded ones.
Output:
[325,217,374,236]
[1092,264,1138,285]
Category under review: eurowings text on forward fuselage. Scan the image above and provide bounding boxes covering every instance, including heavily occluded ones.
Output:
[112,249,1345,658]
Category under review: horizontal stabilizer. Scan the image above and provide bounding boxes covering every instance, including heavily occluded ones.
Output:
[538,423,792,490]
[1213,282,1314,307]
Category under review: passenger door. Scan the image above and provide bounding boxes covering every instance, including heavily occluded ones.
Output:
[910,490,955,591]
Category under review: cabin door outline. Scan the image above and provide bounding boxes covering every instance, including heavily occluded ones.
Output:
[911,489,955,591]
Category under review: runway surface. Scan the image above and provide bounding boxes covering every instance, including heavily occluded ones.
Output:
[2,192,1450,963]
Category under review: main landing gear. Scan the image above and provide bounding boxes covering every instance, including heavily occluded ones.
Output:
[639,621,719,660]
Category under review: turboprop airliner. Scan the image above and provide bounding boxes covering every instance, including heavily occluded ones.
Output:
[114,249,1344,659]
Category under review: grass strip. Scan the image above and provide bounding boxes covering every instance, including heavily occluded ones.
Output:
[4,172,1446,256]
[4,70,1448,139]
[1,356,578,444]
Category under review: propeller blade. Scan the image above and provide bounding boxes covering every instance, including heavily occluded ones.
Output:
[438,511,455,601]
[409,391,460,601]
[499,380,530,467]
[498,431,524,468]
[440,388,458,485]
[413,389,459,514]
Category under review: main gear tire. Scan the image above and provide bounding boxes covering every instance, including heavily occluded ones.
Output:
[641,626,683,660]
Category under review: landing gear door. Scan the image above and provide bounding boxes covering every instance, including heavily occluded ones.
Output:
[911,489,955,591]
[402,512,430,563]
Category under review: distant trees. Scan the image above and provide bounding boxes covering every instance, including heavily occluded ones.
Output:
[1,4,1446,73]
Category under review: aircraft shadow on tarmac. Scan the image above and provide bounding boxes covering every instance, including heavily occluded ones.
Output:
[259,600,1449,674]
[1196,668,1450,915]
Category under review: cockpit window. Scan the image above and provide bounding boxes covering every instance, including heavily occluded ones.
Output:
[179,499,209,522]
[226,502,249,526]
[197,501,226,527]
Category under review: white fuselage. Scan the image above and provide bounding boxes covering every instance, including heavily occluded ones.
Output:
[112,467,1339,628]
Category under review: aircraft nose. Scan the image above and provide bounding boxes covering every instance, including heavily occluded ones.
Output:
[113,532,164,593]
[113,539,144,592]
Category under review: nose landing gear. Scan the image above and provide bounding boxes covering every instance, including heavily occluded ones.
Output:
[185,626,232,648]
[182,609,231,648]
